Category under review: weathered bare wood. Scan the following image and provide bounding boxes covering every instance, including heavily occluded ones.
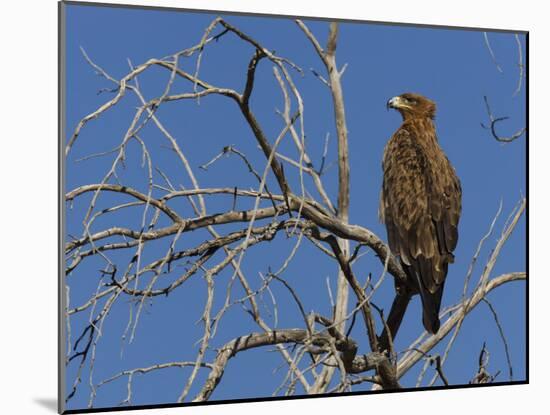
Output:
[66,17,526,403]
[194,329,387,401]
[396,272,526,379]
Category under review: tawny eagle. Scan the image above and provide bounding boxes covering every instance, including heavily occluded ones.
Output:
[379,92,462,348]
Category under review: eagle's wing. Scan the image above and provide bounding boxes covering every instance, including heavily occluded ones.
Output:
[381,126,461,333]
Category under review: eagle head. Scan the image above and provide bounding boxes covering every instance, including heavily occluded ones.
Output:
[387,92,436,120]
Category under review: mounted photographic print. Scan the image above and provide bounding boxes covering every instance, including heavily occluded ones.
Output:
[59,1,528,413]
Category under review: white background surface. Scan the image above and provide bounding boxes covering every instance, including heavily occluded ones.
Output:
[0,0,544,414]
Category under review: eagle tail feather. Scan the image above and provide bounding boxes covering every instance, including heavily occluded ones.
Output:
[378,291,412,353]
[418,279,445,334]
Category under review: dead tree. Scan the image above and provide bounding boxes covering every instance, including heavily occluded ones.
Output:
[63,18,526,407]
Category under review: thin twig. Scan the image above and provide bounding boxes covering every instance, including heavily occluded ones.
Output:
[483,32,503,73]
[482,298,513,380]
[482,95,526,143]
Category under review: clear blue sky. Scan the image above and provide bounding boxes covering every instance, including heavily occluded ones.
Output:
[64,3,526,410]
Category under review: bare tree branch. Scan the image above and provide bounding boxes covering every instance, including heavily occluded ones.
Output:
[482,95,526,143]
[193,329,384,401]
[65,17,526,405]
[396,272,525,380]
[483,32,503,73]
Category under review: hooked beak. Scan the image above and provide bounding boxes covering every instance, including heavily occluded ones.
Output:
[386,96,400,111]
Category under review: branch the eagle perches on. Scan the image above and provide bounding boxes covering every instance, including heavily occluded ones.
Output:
[65,17,526,405]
